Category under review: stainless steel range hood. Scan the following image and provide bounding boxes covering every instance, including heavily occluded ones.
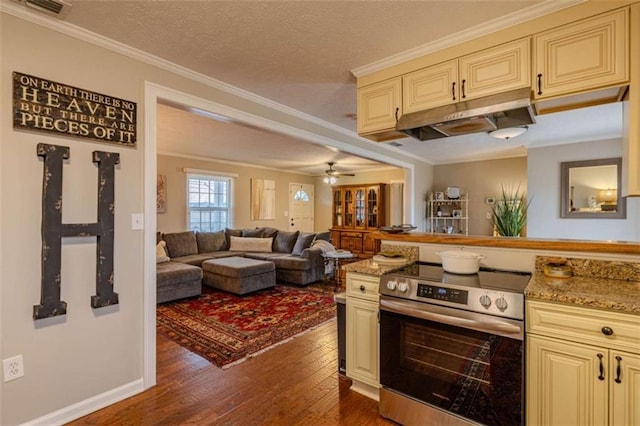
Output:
[396,87,536,141]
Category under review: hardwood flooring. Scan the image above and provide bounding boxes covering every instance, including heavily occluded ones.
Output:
[68,319,396,425]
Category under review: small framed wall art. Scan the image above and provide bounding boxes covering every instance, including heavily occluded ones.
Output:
[435,192,445,201]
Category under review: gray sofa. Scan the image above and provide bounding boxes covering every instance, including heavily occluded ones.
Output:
[156,227,326,303]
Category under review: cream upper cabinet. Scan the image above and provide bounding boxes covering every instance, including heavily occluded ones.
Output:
[403,38,530,114]
[403,60,458,113]
[356,77,402,140]
[526,300,640,426]
[533,8,629,100]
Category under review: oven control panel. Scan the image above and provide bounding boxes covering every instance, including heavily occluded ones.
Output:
[418,284,468,305]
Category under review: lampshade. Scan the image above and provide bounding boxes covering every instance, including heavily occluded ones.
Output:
[599,188,616,203]
[488,125,528,140]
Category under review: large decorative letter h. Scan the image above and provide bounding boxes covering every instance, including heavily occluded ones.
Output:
[34,143,120,320]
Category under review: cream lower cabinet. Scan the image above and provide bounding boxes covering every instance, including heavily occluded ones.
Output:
[526,300,640,426]
[345,272,380,395]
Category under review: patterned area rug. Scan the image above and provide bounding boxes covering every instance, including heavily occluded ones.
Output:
[157,284,337,368]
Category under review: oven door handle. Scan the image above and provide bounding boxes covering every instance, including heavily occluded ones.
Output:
[380,298,523,339]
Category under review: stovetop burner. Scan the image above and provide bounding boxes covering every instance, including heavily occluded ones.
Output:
[389,262,531,293]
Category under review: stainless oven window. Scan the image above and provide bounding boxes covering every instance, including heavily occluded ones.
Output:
[380,309,523,426]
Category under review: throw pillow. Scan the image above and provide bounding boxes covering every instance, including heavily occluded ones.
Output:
[156,241,170,263]
[225,228,243,249]
[292,232,317,256]
[262,227,279,239]
[242,227,264,238]
[273,230,299,253]
[196,230,227,253]
[162,231,198,258]
[229,236,273,252]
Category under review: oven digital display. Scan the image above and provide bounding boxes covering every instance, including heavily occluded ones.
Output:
[417,284,468,304]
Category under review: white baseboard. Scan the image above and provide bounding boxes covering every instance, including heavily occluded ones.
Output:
[21,379,144,426]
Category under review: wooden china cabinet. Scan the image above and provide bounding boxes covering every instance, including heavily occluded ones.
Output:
[330,184,386,257]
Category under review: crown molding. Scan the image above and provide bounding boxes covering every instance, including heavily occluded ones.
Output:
[1,0,427,167]
[351,0,586,78]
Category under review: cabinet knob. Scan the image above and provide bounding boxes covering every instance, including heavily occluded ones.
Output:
[359,285,365,292]
[601,326,614,336]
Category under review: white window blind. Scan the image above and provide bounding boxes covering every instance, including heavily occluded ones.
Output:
[186,173,233,232]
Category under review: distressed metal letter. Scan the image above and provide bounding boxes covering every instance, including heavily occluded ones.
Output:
[34,143,120,320]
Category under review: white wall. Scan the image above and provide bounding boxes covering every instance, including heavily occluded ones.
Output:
[528,139,640,241]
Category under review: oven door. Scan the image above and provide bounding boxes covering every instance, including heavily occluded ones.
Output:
[380,296,524,426]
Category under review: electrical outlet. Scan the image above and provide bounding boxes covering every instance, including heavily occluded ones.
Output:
[3,355,24,382]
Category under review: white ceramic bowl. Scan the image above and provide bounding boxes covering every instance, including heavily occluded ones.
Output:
[437,249,484,274]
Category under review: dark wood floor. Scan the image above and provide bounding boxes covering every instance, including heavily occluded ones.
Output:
[68,318,395,425]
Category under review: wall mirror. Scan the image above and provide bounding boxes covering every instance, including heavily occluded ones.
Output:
[560,157,626,219]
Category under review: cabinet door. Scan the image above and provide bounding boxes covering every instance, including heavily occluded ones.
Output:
[610,350,640,426]
[346,297,379,387]
[533,9,628,100]
[403,60,458,113]
[362,232,378,255]
[460,38,530,101]
[357,77,402,135]
[527,335,607,426]
[343,188,355,228]
[332,188,343,228]
[354,188,366,229]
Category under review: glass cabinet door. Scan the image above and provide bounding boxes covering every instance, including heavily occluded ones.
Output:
[333,189,343,227]
[343,188,354,228]
[355,189,365,228]
[367,187,379,228]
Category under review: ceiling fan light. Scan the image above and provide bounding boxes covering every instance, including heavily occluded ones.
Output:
[323,176,330,184]
[329,176,337,184]
[489,125,528,140]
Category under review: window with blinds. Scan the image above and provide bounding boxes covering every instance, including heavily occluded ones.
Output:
[186,173,233,232]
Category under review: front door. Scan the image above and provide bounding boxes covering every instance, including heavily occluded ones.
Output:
[289,183,314,232]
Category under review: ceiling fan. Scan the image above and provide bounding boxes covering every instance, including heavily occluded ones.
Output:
[323,162,355,184]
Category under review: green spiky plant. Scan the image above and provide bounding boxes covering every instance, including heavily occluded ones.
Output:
[491,185,531,237]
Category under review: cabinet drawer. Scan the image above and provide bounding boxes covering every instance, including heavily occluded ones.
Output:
[527,300,640,353]
[346,273,380,301]
[341,231,363,238]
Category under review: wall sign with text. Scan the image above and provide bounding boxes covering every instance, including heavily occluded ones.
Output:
[13,71,137,147]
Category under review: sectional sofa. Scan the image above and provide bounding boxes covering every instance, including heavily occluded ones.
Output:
[156,227,327,303]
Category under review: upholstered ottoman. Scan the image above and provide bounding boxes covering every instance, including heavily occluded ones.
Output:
[202,256,276,295]
[156,261,203,303]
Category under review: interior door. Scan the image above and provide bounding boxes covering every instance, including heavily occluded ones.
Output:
[289,183,314,232]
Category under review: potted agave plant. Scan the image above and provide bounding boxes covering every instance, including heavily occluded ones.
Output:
[491,185,531,237]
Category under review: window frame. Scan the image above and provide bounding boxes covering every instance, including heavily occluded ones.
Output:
[185,171,234,232]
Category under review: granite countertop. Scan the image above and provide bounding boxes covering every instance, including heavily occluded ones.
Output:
[525,272,640,314]
[342,259,413,276]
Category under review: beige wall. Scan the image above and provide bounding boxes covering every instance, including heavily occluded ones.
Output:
[314,167,406,232]
[433,157,528,236]
[157,155,315,233]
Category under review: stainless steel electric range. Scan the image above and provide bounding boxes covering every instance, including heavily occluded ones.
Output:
[378,262,532,426]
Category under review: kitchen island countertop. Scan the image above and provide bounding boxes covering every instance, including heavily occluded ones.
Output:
[525,272,640,314]
[342,259,413,276]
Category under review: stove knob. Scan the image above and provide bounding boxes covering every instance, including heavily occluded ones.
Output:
[479,294,492,308]
[397,282,409,293]
[386,280,397,291]
[495,297,508,311]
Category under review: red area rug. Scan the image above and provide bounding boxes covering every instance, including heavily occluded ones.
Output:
[157,284,336,368]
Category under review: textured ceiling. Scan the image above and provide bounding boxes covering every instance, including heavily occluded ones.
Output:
[22,0,616,173]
